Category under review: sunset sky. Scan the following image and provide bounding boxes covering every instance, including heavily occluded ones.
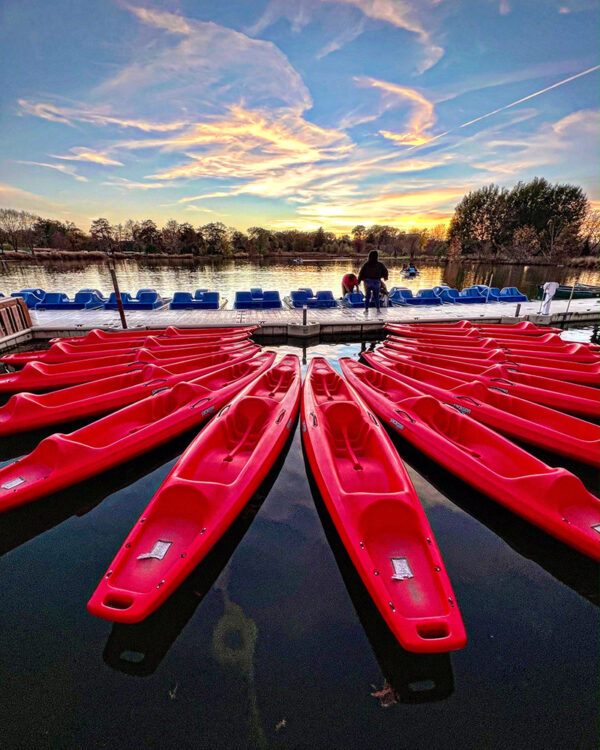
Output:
[0,0,598,234]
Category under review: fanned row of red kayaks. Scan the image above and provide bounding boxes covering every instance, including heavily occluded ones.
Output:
[1,320,598,656]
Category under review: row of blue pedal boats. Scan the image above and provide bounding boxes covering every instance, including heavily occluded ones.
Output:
[6,283,529,311]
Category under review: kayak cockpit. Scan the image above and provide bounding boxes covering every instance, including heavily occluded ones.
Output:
[359,499,450,621]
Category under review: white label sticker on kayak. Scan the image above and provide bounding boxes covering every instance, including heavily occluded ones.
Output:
[390,418,404,431]
[2,477,25,490]
[391,557,413,580]
[201,405,215,417]
[137,540,172,561]
[592,524,600,534]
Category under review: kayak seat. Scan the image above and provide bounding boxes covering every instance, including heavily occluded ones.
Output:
[359,500,448,617]
[311,368,352,402]
[252,363,296,398]
[206,360,255,390]
[183,397,273,481]
[321,401,402,491]
[539,470,600,522]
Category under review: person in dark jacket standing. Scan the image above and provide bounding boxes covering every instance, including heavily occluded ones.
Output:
[357,250,389,313]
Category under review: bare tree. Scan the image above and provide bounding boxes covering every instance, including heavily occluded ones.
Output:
[580,207,600,255]
[0,208,21,252]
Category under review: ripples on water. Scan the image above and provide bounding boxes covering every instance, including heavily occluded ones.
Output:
[0,338,598,750]
[1,257,598,302]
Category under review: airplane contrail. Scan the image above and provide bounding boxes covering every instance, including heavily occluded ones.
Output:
[458,64,600,129]
[408,64,600,151]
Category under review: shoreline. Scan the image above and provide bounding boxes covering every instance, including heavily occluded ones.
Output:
[1,249,598,268]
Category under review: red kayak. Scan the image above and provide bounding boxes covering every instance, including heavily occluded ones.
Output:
[87,354,301,624]
[51,325,259,345]
[0,347,261,436]
[0,351,275,513]
[370,350,600,419]
[383,339,600,384]
[386,321,562,336]
[0,342,259,394]
[302,357,466,653]
[2,331,251,366]
[386,335,598,363]
[367,350,600,466]
[387,327,599,352]
[340,358,600,560]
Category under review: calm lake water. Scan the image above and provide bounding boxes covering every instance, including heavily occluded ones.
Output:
[1,257,598,303]
[0,338,598,750]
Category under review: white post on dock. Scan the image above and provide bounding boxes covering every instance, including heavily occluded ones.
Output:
[564,278,577,317]
[485,273,493,303]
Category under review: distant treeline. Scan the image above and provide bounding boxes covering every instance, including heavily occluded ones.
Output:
[449,177,598,261]
[1,178,597,262]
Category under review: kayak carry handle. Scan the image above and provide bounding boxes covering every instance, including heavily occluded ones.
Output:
[310,412,318,427]
[190,397,211,409]
[151,386,169,396]
[367,411,378,426]
[455,396,481,406]
[217,404,231,418]
[143,378,168,388]
[275,409,286,424]
[490,378,515,386]
[394,409,416,424]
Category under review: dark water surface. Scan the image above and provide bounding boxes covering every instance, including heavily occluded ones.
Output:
[0,339,598,750]
[1,257,598,302]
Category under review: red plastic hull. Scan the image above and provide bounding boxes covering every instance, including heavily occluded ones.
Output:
[87,355,300,623]
[385,321,562,336]
[2,332,251,366]
[0,347,261,435]
[374,350,600,418]
[51,325,259,345]
[367,350,600,466]
[0,342,258,393]
[302,357,466,653]
[340,358,600,560]
[386,334,598,362]
[383,339,600,384]
[0,352,275,513]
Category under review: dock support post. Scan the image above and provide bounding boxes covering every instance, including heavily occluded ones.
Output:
[107,258,128,329]
[302,305,307,325]
[515,303,521,317]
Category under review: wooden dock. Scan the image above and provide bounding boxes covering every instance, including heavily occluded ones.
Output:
[0,297,598,352]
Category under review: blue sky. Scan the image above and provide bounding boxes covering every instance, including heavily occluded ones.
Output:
[0,0,598,233]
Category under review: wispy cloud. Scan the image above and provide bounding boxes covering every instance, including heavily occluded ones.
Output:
[290,185,467,230]
[0,183,63,211]
[469,109,600,176]
[316,17,366,58]
[355,77,437,145]
[336,0,443,72]
[17,160,88,182]
[101,176,167,190]
[248,0,443,72]
[51,147,124,166]
[98,5,312,111]
[18,99,188,132]
[138,105,352,182]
